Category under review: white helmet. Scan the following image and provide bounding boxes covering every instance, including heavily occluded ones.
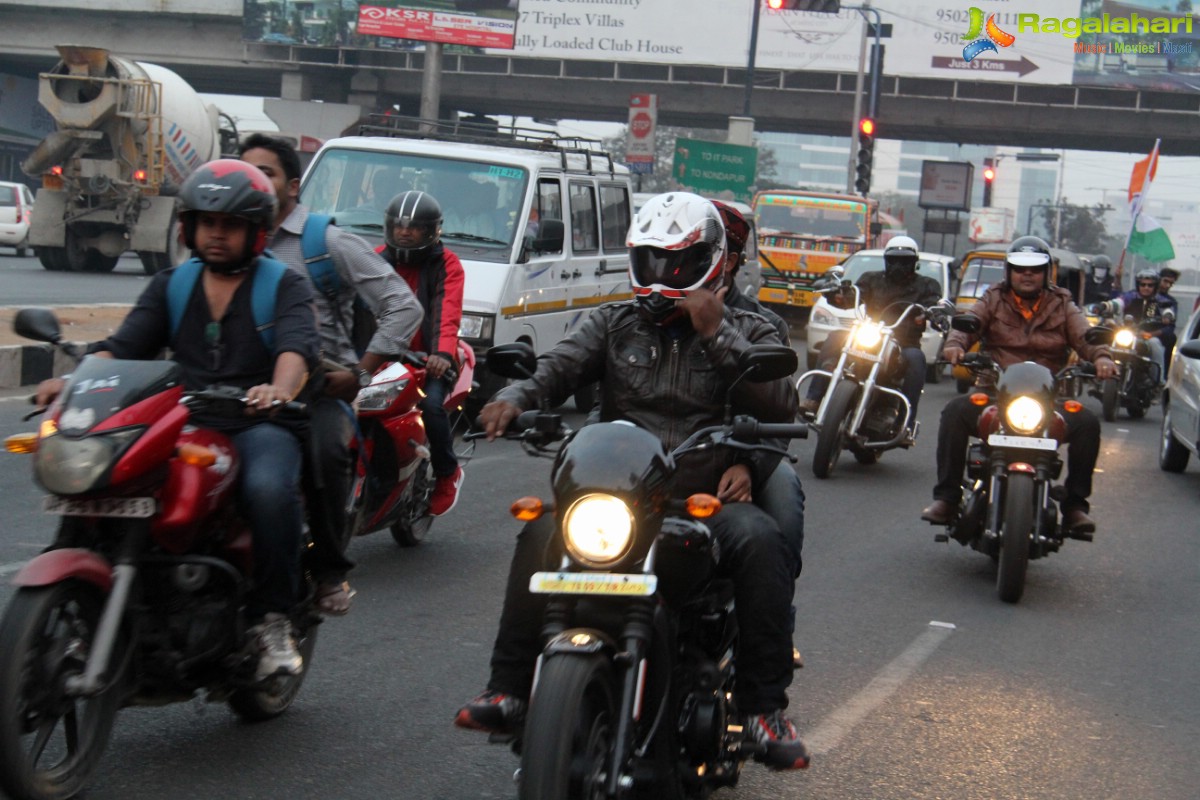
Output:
[883,235,920,281]
[627,192,727,323]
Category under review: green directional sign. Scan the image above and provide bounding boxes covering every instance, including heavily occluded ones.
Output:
[672,137,758,202]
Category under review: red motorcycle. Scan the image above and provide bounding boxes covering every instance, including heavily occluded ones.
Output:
[348,340,475,546]
[0,309,318,800]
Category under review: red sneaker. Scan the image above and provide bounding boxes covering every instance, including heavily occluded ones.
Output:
[429,467,464,516]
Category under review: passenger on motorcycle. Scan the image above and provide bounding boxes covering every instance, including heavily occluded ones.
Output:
[1157,266,1181,365]
[240,134,423,617]
[378,191,467,516]
[801,235,942,433]
[920,236,1117,535]
[35,160,322,679]
[454,191,810,771]
[1102,267,1175,386]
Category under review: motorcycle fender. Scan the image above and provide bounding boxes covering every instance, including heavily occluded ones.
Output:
[543,628,617,658]
[12,548,113,592]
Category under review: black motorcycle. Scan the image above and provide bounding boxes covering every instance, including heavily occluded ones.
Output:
[469,342,807,799]
[935,316,1103,604]
[1085,303,1171,421]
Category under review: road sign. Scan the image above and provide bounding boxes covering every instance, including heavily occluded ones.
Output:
[625,94,658,173]
[672,137,757,202]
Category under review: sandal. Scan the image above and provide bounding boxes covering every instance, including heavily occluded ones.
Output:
[315,581,357,616]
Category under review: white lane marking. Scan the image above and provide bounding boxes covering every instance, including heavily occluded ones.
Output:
[0,561,27,577]
[804,621,956,756]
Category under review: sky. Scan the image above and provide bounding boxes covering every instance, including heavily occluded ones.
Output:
[202,95,1199,211]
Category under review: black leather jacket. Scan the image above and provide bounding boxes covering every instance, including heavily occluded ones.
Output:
[493,301,798,496]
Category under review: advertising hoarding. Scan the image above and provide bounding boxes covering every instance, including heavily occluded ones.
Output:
[919,161,974,211]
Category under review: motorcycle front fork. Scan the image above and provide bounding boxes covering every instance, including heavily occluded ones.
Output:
[983,464,1055,554]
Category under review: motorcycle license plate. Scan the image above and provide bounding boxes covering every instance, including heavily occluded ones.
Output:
[43,496,156,518]
[845,348,881,361]
[986,434,1057,452]
[530,572,657,597]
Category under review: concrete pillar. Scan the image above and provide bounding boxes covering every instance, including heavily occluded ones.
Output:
[347,70,382,109]
[280,72,312,102]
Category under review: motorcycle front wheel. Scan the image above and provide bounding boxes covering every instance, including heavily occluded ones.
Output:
[0,582,121,800]
[390,461,435,547]
[812,380,859,479]
[996,473,1034,604]
[519,654,615,800]
[1100,378,1119,422]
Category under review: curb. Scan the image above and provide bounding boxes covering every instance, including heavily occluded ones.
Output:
[0,343,80,390]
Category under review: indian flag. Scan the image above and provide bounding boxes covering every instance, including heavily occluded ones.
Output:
[1127,213,1175,263]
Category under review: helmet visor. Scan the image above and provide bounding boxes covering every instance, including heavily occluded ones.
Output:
[1007,251,1051,268]
[631,244,717,291]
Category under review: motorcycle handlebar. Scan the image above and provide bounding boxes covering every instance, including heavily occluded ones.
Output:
[730,416,809,440]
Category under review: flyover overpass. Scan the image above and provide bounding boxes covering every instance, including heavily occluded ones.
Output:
[1,4,1199,154]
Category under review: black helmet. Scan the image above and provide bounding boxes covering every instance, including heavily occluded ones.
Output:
[385,190,443,265]
[1090,254,1112,282]
[883,235,920,282]
[178,159,277,269]
[1005,235,1053,288]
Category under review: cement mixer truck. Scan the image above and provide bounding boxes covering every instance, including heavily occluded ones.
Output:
[22,45,238,274]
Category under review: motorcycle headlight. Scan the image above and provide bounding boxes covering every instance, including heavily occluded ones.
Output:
[356,376,410,411]
[1004,396,1045,435]
[851,321,883,351]
[562,493,634,567]
[34,428,143,495]
[1113,329,1136,349]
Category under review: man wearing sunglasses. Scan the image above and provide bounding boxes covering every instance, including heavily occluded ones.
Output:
[1105,267,1175,384]
[921,236,1117,536]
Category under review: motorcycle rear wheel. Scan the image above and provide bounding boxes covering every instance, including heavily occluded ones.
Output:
[812,380,858,479]
[1100,378,1119,422]
[519,654,615,800]
[0,582,121,800]
[227,624,319,722]
[996,473,1034,604]
[390,461,434,547]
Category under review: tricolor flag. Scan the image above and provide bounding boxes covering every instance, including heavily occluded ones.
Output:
[1127,140,1159,210]
[1125,139,1175,263]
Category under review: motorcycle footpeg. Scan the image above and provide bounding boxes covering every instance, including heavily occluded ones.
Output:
[933,532,950,543]
[1067,528,1094,543]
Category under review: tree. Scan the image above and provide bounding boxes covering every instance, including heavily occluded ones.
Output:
[1036,200,1113,253]
[602,125,778,195]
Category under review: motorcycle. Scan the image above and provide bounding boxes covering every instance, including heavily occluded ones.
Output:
[468,341,807,800]
[345,340,476,547]
[934,314,1104,604]
[797,280,952,478]
[1084,301,1171,421]
[0,309,318,800]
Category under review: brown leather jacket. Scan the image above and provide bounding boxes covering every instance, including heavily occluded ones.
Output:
[947,284,1112,372]
[493,301,797,496]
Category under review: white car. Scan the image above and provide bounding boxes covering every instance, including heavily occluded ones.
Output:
[0,181,35,257]
[805,249,954,379]
[1160,307,1200,473]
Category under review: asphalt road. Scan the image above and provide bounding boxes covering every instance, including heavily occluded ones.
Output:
[0,252,151,307]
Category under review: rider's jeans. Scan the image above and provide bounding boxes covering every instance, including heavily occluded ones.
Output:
[233,421,305,618]
[931,394,1101,514]
[304,396,356,583]
[1145,337,1166,383]
[808,331,927,426]
[486,503,797,715]
[419,375,459,478]
[757,461,806,577]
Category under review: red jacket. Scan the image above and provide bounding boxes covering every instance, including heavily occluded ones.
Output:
[378,243,464,360]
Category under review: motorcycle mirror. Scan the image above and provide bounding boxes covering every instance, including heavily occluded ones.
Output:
[950,313,982,335]
[14,308,64,345]
[1084,326,1114,346]
[737,344,798,383]
[485,342,537,379]
[828,265,845,280]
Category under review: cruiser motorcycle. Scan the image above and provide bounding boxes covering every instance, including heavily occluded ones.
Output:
[935,315,1103,604]
[1084,301,1172,421]
[798,280,951,478]
[0,309,318,800]
[469,342,807,799]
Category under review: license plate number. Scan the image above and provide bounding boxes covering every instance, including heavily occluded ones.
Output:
[845,348,881,361]
[987,434,1057,452]
[530,572,657,597]
[43,496,156,518]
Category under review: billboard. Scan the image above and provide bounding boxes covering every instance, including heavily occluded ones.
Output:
[919,161,974,211]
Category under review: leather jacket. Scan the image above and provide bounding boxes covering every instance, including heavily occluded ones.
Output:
[492,301,798,496]
[947,284,1112,372]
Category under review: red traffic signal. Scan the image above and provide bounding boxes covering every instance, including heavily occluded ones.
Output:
[859,117,875,137]
[983,163,996,182]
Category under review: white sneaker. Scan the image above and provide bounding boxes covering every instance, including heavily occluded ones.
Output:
[253,613,302,680]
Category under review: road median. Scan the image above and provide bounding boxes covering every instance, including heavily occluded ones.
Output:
[0,305,131,389]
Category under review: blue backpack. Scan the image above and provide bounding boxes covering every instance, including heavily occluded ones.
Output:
[166,214,340,353]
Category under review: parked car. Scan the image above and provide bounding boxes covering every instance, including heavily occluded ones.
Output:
[0,181,34,257]
[805,248,954,379]
[1160,307,1200,473]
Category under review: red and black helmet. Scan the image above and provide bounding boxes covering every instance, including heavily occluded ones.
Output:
[178,159,278,258]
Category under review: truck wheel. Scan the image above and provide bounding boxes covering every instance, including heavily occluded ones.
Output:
[36,247,67,271]
[138,211,188,275]
[82,253,120,273]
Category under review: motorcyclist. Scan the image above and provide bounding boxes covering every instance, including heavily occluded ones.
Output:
[377,191,467,516]
[35,160,321,679]
[1158,266,1181,365]
[454,191,810,771]
[1098,267,1175,386]
[1083,254,1115,305]
[801,235,943,435]
[240,134,424,616]
[920,236,1117,535]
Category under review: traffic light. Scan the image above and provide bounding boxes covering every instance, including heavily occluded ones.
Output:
[982,157,996,207]
[854,117,875,195]
[764,0,842,11]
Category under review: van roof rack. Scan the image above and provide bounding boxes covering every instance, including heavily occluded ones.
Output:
[355,114,620,175]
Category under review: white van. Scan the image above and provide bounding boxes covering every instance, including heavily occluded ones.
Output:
[299,120,635,406]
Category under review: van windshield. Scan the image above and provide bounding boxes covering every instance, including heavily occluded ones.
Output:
[299,148,529,263]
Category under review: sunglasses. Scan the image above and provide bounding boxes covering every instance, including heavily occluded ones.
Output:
[1009,265,1044,275]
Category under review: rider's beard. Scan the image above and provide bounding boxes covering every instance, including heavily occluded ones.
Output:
[1013,285,1043,301]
